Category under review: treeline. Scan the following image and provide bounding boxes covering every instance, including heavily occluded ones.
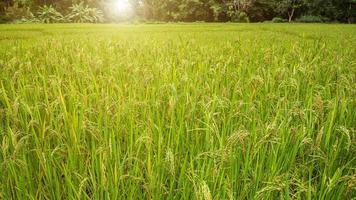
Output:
[1,0,355,23]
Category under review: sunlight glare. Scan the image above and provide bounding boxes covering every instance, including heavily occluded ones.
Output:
[115,0,131,13]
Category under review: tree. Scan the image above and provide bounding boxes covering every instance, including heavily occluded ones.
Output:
[273,0,304,22]
[347,0,356,23]
[246,0,275,22]
[0,0,355,23]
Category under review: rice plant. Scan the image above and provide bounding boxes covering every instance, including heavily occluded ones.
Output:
[0,23,355,199]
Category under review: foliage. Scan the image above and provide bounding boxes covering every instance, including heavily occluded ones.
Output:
[0,15,10,23]
[0,0,355,23]
[14,12,40,23]
[296,15,323,23]
[272,0,304,22]
[37,5,64,23]
[0,24,355,199]
[4,2,32,22]
[230,11,250,22]
[272,17,288,23]
[66,2,103,23]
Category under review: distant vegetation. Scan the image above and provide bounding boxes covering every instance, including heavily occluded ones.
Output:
[0,0,355,23]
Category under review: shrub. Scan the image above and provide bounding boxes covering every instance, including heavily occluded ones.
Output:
[296,15,323,23]
[230,11,249,23]
[15,14,41,24]
[37,5,64,23]
[272,17,287,23]
[66,2,104,23]
[321,17,331,23]
[0,14,11,23]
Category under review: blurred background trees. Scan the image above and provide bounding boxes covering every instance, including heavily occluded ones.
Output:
[0,0,355,23]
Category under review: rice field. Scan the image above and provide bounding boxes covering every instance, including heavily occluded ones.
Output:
[0,23,355,199]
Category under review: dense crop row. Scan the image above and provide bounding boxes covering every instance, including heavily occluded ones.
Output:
[0,24,355,199]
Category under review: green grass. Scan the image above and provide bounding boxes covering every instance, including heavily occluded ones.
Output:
[0,23,355,199]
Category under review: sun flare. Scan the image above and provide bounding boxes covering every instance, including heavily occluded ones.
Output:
[115,0,131,13]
